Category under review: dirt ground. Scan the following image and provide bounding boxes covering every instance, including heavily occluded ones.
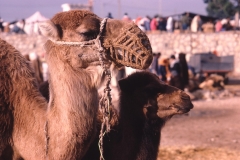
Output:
[158,77,240,160]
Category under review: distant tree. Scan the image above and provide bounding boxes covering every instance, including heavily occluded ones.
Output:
[204,0,235,18]
[232,0,240,12]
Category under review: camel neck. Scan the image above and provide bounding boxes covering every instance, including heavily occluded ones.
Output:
[48,66,98,112]
[46,58,99,159]
[7,52,48,159]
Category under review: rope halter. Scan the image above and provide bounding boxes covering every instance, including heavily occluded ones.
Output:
[50,18,107,53]
[50,19,153,70]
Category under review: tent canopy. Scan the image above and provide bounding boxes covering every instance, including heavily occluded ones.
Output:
[25,11,48,24]
[24,11,48,35]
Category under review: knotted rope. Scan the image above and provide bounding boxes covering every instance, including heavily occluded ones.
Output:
[44,121,49,160]
[94,18,112,160]
[90,18,113,160]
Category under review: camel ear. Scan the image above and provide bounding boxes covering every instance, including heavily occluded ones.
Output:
[39,20,60,40]
[143,84,162,96]
[118,78,131,92]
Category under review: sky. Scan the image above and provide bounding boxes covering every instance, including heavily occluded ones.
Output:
[0,0,207,22]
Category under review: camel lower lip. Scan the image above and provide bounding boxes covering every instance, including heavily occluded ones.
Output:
[178,108,191,113]
[172,104,193,113]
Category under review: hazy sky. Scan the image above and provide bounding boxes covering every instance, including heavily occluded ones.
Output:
[0,0,207,21]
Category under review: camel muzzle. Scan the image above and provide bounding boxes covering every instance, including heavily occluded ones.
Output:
[49,19,153,70]
[103,23,153,70]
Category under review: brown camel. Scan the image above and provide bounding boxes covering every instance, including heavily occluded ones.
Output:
[82,71,193,160]
[0,10,152,160]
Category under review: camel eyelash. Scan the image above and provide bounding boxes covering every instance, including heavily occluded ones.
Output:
[79,31,97,38]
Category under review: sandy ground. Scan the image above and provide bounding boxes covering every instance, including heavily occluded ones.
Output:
[158,79,240,160]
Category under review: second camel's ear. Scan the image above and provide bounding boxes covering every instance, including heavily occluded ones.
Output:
[38,20,60,40]
[118,78,130,93]
[143,83,163,97]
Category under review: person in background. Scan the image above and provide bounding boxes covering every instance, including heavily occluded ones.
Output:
[201,20,215,33]
[142,15,151,31]
[191,15,202,32]
[107,12,113,19]
[122,13,131,22]
[149,52,161,74]
[158,17,166,31]
[166,16,174,32]
[12,19,25,34]
[150,15,159,31]
[178,53,189,89]
[135,16,145,31]
[215,19,222,32]
[222,18,233,31]
[0,17,4,32]
[174,20,181,32]
[169,54,184,90]
[158,56,170,83]
[3,22,10,33]
[181,12,191,31]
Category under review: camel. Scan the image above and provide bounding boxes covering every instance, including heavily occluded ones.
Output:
[38,72,194,160]
[82,71,194,160]
[0,10,153,160]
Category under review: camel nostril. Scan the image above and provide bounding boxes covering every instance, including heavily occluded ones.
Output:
[78,54,83,57]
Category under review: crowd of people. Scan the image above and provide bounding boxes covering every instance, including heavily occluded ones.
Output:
[0,17,26,34]
[117,12,239,33]
[1,11,239,35]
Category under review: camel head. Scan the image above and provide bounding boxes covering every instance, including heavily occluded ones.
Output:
[118,72,194,121]
[38,10,152,71]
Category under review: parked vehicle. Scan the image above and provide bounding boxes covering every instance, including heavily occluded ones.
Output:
[188,52,234,84]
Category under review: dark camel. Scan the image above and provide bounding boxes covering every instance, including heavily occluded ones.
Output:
[83,71,193,160]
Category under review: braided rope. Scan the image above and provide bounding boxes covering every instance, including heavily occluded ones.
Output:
[95,18,113,160]
[44,121,49,160]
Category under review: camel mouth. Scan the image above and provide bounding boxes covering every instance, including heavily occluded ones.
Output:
[170,103,194,114]
[104,24,153,70]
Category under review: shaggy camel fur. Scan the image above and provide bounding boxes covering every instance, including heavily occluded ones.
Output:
[83,71,193,160]
[23,52,44,84]
[0,39,47,160]
[0,10,152,160]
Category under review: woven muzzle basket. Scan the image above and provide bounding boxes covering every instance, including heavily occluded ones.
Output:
[103,23,153,70]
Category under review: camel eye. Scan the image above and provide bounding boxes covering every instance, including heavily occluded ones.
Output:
[79,31,97,40]
[80,31,91,36]
[157,93,164,99]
